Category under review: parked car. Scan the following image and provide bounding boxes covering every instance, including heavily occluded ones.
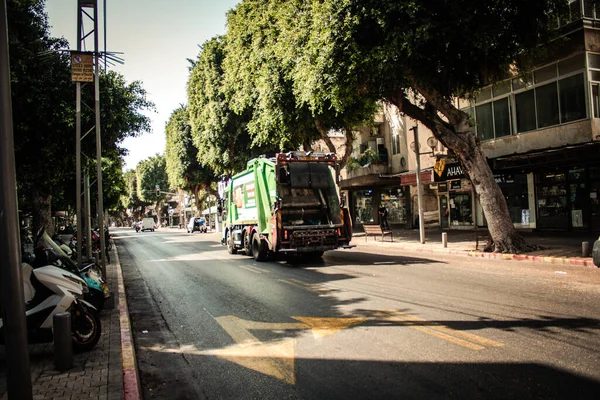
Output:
[187,217,207,233]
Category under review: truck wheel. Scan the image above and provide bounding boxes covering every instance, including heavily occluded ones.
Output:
[252,235,268,262]
[227,231,237,254]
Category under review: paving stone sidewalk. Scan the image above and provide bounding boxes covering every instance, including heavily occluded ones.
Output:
[0,246,125,400]
[353,227,599,267]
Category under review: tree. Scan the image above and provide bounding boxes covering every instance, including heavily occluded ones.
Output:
[8,0,154,235]
[236,0,568,252]
[136,155,169,225]
[187,36,279,176]
[123,169,147,222]
[224,1,379,168]
[165,105,217,206]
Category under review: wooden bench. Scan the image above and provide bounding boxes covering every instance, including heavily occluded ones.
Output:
[363,225,393,242]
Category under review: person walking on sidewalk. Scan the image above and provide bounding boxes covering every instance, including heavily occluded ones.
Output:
[378,205,390,230]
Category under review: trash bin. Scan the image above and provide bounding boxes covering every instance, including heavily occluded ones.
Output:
[593,236,600,268]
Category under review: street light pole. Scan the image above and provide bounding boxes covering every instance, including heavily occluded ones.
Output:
[411,126,425,244]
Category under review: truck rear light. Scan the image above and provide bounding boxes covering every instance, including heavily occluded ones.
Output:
[337,228,341,236]
[284,230,288,240]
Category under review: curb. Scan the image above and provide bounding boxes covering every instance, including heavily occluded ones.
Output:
[357,241,597,268]
[113,245,143,400]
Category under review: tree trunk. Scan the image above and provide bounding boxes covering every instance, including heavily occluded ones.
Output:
[337,127,354,169]
[315,120,337,154]
[457,143,530,253]
[32,188,53,237]
[390,88,533,253]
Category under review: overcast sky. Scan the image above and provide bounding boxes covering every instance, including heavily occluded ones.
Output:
[45,0,239,170]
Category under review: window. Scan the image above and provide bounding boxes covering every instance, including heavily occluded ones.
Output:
[559,74,586,122]
[391,133,401,155]
[475,103,494,141]
[536,82,559,128]
[493,98,511,138]
[534,64,557,83]
[592,83,600,118]
[515,90,537,132]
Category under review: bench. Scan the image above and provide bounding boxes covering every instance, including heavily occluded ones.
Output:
[363,225,393,242]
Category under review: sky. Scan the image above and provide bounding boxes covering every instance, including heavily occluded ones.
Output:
[45,0,239,170]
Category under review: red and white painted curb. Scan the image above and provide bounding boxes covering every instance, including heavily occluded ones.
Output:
[359,241,596,268]
[114,247,142,400]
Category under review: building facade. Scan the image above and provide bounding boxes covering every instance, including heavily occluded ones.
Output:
[338,1,600,232]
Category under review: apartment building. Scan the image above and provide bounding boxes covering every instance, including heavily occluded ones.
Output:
[339,0,600,232]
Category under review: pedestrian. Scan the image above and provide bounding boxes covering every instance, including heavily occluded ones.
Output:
[378,205,389,230]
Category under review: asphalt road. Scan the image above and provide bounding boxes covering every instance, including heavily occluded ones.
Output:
[114,227,600,399]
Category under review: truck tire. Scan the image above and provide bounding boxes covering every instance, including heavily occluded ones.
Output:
[227,231,237,254]
[252,235,268,262]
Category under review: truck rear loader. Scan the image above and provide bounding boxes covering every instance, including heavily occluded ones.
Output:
[220,152,353,261]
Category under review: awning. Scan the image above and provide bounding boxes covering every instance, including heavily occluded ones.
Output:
[400,168,433,186]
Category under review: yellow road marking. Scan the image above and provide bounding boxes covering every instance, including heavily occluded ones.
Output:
[213,315,367,384]
[279,279,317,292]
[373,310,504,350]
[292,316,367,338]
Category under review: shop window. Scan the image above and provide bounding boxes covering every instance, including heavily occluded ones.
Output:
[559,73,586,122]
[493,97,511,138]
[353,190,373,224]
[515,90,537,132]
[475,103,494,141]
[497,174,529,224]
[536,82,560,128]
[381,189,407,224]
[536,172,568,229]
[449,192,472,226]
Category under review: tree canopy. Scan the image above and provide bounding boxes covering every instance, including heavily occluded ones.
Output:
[218,0,570,252]
[8,0,154,232]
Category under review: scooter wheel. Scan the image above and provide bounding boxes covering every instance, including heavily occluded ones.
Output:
[71,303,102,352]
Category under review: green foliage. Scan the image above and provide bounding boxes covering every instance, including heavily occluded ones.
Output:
[7,0,154,229]
[136,155,169,204]
[187,36,278,176]
[165,105,216,192]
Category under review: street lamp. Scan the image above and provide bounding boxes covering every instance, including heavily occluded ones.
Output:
[410,126,438,244]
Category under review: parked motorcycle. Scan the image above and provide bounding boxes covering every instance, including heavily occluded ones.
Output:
[39,230,110,312]
[0,252,101,352]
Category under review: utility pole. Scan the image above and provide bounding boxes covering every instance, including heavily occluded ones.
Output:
[73,0,106,269]
[411,126,425,244]
[0,1,33,397]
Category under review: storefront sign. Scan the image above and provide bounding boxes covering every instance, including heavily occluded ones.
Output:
[434,162,465,182]
[494,174,515,184]
[450,180,462,190]
[438,183,448,192]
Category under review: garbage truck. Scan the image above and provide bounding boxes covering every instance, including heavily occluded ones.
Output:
[220,152,353,261]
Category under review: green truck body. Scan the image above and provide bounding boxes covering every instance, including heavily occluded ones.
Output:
[220,152,352,261]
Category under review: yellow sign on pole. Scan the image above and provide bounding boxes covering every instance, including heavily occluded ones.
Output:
[71,52,94,82]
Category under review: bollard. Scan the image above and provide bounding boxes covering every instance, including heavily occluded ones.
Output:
[53,312,73,371]
[582,241,590,258]
[442,232,448,248]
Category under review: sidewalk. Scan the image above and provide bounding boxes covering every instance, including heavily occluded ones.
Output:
[0,244,139,400]
[352,227,599,268]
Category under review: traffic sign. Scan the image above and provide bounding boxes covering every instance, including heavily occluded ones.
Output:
[71,52,94,82]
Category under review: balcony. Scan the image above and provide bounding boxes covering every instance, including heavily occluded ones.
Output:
[560,1,599,26]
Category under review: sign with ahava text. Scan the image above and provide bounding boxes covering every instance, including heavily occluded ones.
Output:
[434,162,465,182]
[71,52,94,82]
